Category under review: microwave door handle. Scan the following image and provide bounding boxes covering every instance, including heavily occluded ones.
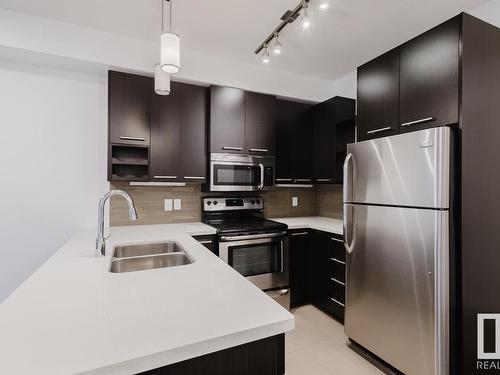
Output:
[258,163,264,190]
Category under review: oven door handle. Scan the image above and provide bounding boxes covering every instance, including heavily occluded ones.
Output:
[258,163,264,190]
[219,231,287,241]
[280,240,285,273]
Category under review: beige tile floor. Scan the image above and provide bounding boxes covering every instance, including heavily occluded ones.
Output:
[285,305,396,375]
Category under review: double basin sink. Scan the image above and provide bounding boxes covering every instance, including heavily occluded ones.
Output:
[109,242,194,273]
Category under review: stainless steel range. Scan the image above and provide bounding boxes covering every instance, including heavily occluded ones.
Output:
[202,197,290,309]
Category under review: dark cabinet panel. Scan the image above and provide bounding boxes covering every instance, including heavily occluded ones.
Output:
[275,100,296,183]
[180,84,208,182]
[276,100,313,183]
[289,230,310,307]
[108,71,151,145]
[308,230,345,323]
[150,82,182,182]
[210,86,245,153]
[245,92,276,155]
[357,49,400,141]
[294,111,314,183]
[192,235,218,255]
[400,17,460,132]
[313,97,355,184]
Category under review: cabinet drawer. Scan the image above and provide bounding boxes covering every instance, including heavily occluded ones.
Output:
[325,235,346,261]
[328,259,346,281]
[327,280,345,305]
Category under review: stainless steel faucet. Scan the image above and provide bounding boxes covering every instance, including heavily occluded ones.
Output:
[96,190,138,256]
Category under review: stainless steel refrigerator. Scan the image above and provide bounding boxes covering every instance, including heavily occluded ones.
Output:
[343,127,451,375]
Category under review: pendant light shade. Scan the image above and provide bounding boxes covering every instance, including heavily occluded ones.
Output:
[154,63,170,95]
[160,32,180,73]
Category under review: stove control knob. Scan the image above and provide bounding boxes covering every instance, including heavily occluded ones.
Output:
[207,201,212,206]
[255,199,261,205]
[213,201,218,205]
[250,200,255,204]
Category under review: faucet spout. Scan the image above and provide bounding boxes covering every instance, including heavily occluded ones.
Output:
[96,190,138,256]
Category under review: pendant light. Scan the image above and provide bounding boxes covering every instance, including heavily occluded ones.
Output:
[154,64,170,95]
[161,0,180,74]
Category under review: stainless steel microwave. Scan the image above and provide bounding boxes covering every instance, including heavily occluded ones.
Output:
[209,153,275,192]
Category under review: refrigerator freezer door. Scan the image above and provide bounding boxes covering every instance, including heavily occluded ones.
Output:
[344,204,449,375]
[345,127,450,209]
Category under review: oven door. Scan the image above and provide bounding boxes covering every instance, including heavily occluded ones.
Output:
[219,233,289,290]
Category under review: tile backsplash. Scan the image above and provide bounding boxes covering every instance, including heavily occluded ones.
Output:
[110,183,343,226]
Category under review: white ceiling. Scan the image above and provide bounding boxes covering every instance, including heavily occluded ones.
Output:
[0,0,490,80]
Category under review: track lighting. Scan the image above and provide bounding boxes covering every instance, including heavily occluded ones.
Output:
[262,46,270,64]
[273,34,283,55]
[301,2,311,28]
[254,0,311,58]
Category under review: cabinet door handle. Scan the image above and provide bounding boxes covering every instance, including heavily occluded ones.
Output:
[249,148,269,152]
[291,232,308,236]
[198,240,212,244]
[154,175,177,179]
[184,176,205,180]
[316,178,332,182]
[222,146,243,151]
[331,257,346,265]
[276,178,293,182]
[295,179,312,182]
[330,277,345,286]
[401,117,434,127]
[366,126,392,135]
[330,237,344,243]
[330,297,345,307]
[120,136,146,142]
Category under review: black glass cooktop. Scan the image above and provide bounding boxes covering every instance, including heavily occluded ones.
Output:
[206,218,287,235]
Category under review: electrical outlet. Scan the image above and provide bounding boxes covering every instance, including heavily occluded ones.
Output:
[164,199,173,211]
[174,198,182,210]
[292,197,298,207]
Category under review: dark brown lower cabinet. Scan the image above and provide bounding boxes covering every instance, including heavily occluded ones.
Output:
[192,235,218,255]
[289,229,345,323]
[308,230,345,323]
[289,230,310,308]
[139,334,284,375]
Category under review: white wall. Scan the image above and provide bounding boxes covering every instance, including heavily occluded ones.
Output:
[0,62,108,301]
[0,8,338,103]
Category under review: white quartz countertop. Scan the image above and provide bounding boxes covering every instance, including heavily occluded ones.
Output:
[0,222,294,375]
[272,216,343,235]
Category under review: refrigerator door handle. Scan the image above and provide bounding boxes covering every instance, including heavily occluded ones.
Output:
[343,153,354,203]
[343,204,356,253]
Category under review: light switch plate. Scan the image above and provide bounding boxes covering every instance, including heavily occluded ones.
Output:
[174,199,182,210]
[164,199,173,211]
[292,197,298,207]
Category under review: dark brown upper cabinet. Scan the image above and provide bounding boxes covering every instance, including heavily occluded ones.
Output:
[209,86,245,153]
[150,82,208,183]
[150,82,182,182]
[108,71,151,145]
[357,49,400,141]
[179,84,208,182]
[275,100,313,184]
[357,16,461,141]
[245,92,276,155]
[313,97,355,184]
[399,17,460,132]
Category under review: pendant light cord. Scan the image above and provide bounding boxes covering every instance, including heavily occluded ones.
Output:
[169,0,173,32]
